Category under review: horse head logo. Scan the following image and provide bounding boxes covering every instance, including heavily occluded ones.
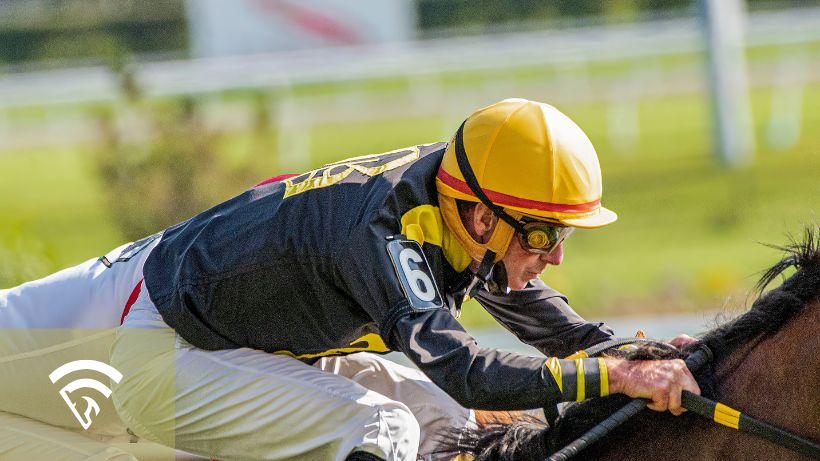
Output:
[49,360,123,430]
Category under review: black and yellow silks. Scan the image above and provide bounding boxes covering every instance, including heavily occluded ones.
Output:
[545,357,609,402]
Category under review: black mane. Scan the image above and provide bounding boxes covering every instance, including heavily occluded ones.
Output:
[447,226,820,460]
[699,226,820,363]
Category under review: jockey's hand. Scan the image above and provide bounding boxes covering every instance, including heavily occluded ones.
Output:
[605,358,701,416]
[669,334,699,349]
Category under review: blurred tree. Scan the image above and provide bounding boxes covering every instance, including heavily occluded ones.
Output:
[416,0,820,32]
[3,0,820,65]
[0,0,186,64]
[92,64,278,241]
[416,0,679,31]
[31,31,126,63]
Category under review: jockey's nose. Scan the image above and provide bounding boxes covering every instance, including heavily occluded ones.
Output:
[540,242,564,265]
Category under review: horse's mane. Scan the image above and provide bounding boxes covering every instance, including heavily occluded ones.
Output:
[445,226,820,460]
[700,226,820,363]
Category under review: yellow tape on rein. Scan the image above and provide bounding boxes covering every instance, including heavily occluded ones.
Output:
[714,403,741,430]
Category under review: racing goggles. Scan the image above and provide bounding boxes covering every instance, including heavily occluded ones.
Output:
[517,218,574,254]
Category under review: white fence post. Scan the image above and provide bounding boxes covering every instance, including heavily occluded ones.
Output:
[276,90,312,172]
[700,0,756,167]
[765,49,808,151]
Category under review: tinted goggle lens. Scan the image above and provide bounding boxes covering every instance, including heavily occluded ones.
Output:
[519,221,574,254]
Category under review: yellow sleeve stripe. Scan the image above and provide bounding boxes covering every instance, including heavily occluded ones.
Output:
[545,357,563,394]
[598,357,609,397]
[576,358,585,402]
[563,350,589,360]
[714,403,741,430]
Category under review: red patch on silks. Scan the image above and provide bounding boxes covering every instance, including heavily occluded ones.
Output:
[255,174,299,187]
[120,279,143,325]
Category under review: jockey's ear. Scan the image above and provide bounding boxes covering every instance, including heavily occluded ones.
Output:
[469,202,498,244]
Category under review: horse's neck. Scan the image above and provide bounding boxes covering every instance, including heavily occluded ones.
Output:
[595,300,820,461]
[714,298,820,440]
[713,334,766,382]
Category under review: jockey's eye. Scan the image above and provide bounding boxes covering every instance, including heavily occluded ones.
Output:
[517,220,574,254]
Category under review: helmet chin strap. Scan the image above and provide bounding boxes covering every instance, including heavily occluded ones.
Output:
[438,194,515,296]
[486,260,509,295]
[453,121,520,297]
[465,250,496,298]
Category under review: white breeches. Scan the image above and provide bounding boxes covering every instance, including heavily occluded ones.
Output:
[0,241,473,461]
[0,236,157,329]
[0,411,206,461]
[112,286,472,460]
[0,238,158,435]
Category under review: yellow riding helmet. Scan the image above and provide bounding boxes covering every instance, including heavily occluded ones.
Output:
[436,98,617,264]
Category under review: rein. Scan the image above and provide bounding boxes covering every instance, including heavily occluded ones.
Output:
[680,391,820,459]
[545,341,820,460]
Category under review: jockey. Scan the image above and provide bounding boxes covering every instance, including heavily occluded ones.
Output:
[0,98,700,461]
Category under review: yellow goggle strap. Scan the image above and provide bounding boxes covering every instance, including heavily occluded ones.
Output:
[545,357,609,402]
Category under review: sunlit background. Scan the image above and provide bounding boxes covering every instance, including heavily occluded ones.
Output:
[1,0,818,341]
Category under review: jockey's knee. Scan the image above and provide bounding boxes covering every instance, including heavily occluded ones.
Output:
[109,336,178,448]
[391,402,421,450]
[356,401,420,461]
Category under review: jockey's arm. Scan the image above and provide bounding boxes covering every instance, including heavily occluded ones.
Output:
[389,307,566,410]
[388,307,701,414]
[475,280,701,414]
[474,278,615,358]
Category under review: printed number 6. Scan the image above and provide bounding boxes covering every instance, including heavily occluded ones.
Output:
[398,248,435,302]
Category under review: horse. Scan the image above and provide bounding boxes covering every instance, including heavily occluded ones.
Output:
[448,227,820,461]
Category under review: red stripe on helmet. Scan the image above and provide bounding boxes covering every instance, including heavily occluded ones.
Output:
[437,167,600,214]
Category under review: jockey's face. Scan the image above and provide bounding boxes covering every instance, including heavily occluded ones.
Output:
[465,202,565,291]
[501,231,564,290]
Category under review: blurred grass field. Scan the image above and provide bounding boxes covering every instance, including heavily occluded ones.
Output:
[1,76,818,329]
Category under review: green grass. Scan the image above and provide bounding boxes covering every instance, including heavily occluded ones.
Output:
[2,58,819,330]
[0,147,122,285]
